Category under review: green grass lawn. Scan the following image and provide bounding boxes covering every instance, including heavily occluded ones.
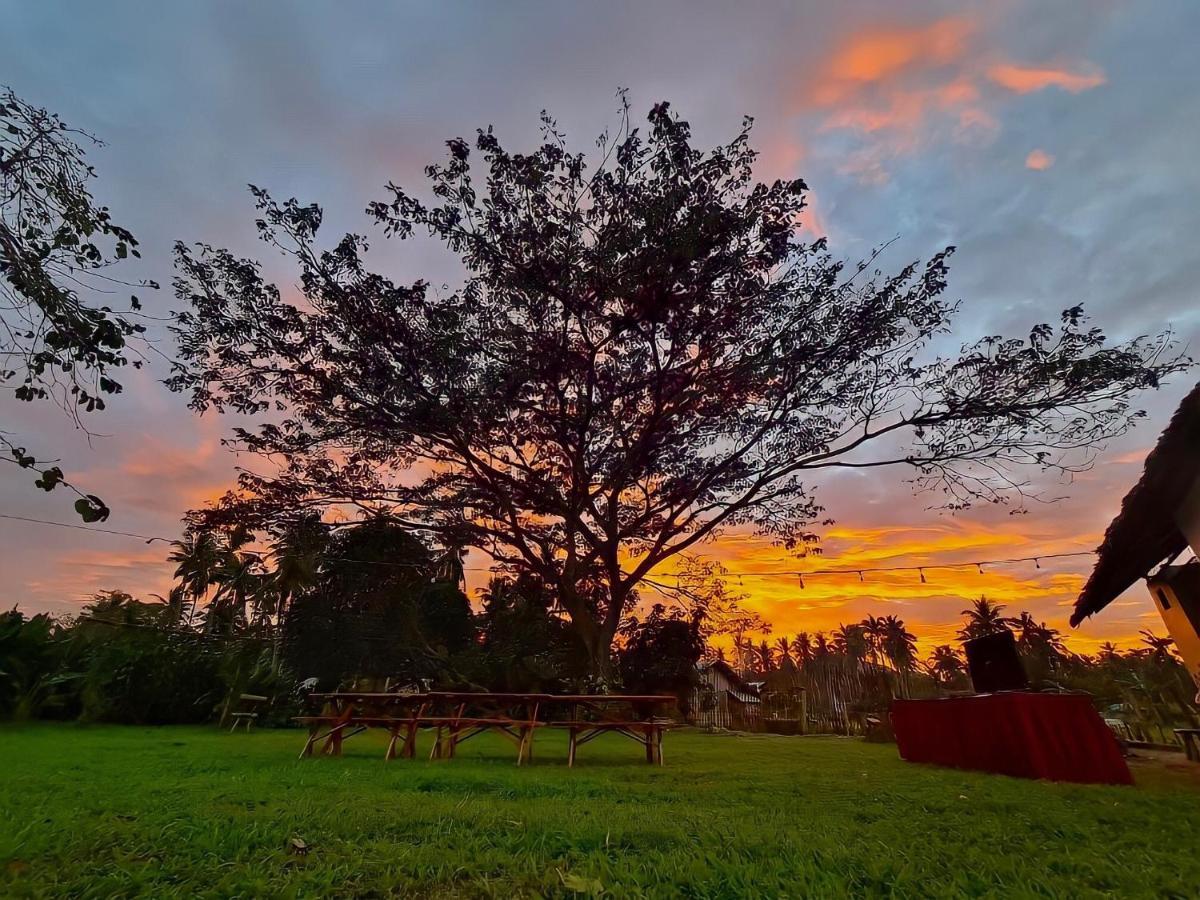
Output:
[1,724,1198,898]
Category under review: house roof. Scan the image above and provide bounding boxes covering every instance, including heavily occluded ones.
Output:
[1071,381,1200,626]
[698,659,761,698]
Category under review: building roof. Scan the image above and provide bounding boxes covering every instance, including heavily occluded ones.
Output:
[1071,381,1200,626]
[698,659,761,699]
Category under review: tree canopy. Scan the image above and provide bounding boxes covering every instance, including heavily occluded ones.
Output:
[169,98,1184,679]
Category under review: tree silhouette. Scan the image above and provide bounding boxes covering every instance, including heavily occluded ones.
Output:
[1,88,155,520]
[926,644,966,689]
[957,597,1014,643]
[169,98,1183,681]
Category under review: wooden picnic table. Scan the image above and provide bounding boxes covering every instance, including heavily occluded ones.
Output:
[549,694,676,766]
[295,691,676,766]
[298,691,429,759]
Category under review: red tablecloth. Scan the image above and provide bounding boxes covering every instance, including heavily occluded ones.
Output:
[891,693,1132,785]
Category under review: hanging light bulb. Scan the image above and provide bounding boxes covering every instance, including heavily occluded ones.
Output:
[798,574,806,589]
[1034,557,1041,569]
[977,563,984,575]
[919,568,927,584]
[858,570,865,582]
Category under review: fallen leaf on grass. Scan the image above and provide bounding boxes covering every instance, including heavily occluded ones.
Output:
[289,837,310,856]
[558,868,604,895]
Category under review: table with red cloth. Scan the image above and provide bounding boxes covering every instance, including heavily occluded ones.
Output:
[891,692,1132,785]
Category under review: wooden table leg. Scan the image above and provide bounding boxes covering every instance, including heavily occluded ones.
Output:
[568,727,578,768]
[385,725,401,761]
[430,725,444,760]
[645,726,655,764]
[402,721,418,759]
[300,726,319,759]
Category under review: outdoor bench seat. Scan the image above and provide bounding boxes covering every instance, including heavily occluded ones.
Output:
[547,720,675,728]
[418,717,546,726]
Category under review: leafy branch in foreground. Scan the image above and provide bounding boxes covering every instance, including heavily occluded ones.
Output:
[1,87,158,520]
[169,97,1186,680]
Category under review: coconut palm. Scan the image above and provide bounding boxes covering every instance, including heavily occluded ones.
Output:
[773,636,792,667]
[957,596,1013,643]
[926,644,965,689]
[1097,641,1122,663]
[1139,630,1176,665]
[205,547,267,636]
[168,530,224,625]
[268,515,328,640]
[881,615,918,697]
[755,640,775,675]
[791,632,813,669]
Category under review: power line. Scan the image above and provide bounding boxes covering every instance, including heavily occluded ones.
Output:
[0,513,171,544]
[0,511,1097,582]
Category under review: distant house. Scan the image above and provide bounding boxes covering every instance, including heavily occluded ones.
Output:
[689,659,762,730]
[1072,382,1200,695]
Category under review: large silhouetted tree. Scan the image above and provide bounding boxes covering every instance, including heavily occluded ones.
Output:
[169,98,1184,682]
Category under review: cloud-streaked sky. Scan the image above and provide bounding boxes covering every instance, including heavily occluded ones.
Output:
[3,1,1198,653]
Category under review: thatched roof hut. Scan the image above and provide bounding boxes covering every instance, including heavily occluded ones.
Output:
[1071,382,1200,626]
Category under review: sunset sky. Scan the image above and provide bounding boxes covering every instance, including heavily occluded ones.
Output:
[3,1,1199,654]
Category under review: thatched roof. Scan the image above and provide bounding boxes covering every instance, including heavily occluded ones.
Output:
[1071,382,1200,626]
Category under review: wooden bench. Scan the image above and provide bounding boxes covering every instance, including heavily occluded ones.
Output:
[294,692,677,766]
[229,694,269,732]
[550,720,675,767]
[1175,728,1200,762]
[422,713,544,764]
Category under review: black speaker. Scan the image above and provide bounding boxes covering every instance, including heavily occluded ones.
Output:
[964,630,1027,693]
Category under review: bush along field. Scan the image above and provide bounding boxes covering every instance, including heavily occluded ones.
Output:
[2,724,1198,898]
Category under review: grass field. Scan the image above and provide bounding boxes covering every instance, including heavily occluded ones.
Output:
[2,724,1198,898]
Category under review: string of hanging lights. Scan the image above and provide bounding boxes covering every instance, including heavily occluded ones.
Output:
[0,513,1095,583]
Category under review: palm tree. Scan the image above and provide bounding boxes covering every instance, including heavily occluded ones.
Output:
[881,615,918,697]
[168,530,224,625]
[206,547,266,636]
[812,632,831,658]
[926,644,965,689]
[267,516,328,665]
[860,615,887,670]
[791,632,813,669]
[957,597,1012,643]
[1139,630,1176,665]
[773,636,792,667]
[831,623,868,664]
[1098,641,1122,663]
[755,640,775,675]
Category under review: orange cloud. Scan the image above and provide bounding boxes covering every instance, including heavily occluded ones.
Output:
[814,17,976,103]
[22,544,174,610]
[1025,148,1055,170]
[988,63,1106,94]
[795,16,1105,184]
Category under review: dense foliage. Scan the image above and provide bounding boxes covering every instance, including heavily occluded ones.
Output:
[0,593,282,725]
[5,551,1195,745]
[722,597,1198,741]
[168,98,1185,680]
